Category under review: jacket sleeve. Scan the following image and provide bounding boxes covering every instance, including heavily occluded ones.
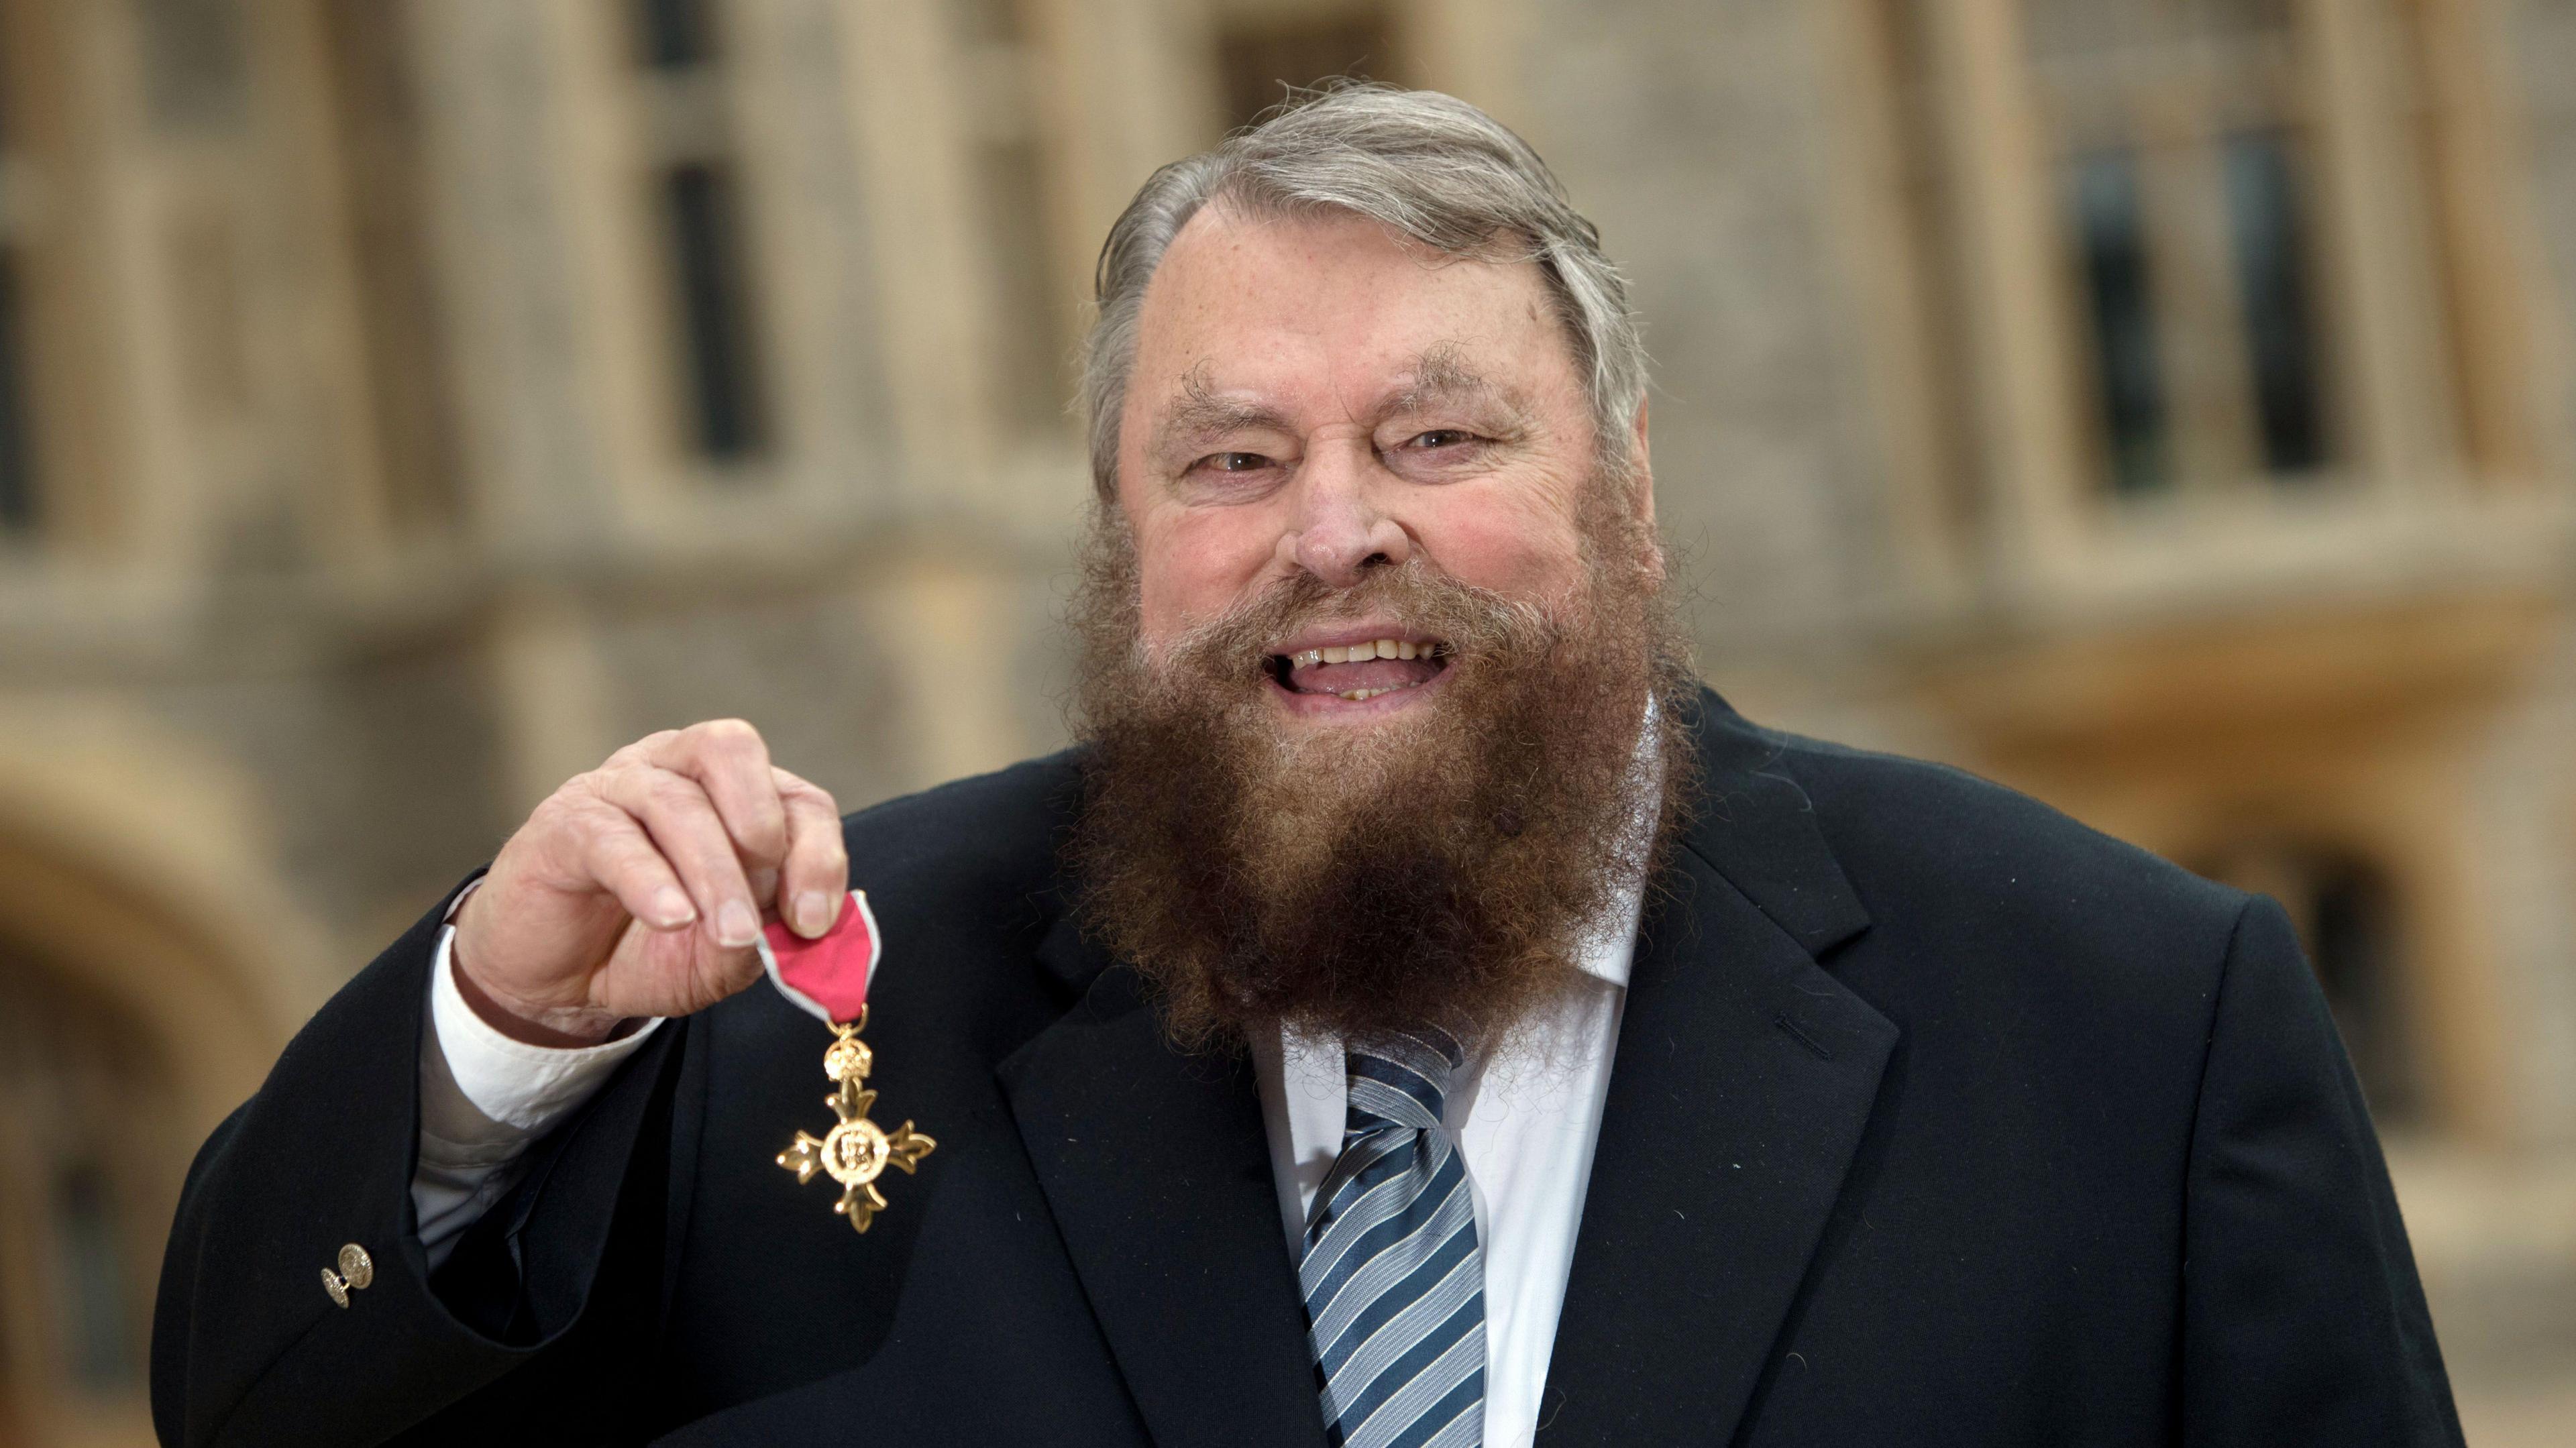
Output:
[2178,894,2465,1446]
[151,877,686,1447]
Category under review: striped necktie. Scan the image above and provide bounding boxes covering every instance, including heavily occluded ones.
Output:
[1299,1026,1486,1448]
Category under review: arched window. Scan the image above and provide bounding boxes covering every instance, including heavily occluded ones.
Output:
[0,951,181,1436]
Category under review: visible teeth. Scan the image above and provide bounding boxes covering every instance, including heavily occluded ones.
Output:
[1276,640,1445,671]
[1336,677,1430,702]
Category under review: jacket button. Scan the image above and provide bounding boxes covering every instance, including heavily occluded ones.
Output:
[321,1243,374,1307]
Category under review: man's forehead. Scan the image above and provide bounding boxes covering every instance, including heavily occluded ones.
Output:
[1167,343,1501,407]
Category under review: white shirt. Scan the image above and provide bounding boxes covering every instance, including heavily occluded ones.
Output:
[1250,899,1638,1448]
[415,894,1636,1448]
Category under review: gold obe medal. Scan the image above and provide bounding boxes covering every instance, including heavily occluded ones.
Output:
[759,891,934,1232]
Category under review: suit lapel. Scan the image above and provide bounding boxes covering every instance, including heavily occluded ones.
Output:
[999,918,1326,1448]
[1537,698,1899,1444]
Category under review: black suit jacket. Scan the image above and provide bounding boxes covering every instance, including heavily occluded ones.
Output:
[153,693,2463,1445]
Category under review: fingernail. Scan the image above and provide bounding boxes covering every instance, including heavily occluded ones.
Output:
[716,900,760,948]
[794,891,830,936]
[650,887,696,929]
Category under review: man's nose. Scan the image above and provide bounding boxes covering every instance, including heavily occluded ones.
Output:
[1280,441,1411,587]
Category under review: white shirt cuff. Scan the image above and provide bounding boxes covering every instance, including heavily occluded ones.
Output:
[413,885,663,1268]
[425,924,664,1137]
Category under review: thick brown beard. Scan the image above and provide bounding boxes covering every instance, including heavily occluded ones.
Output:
[1067,488,1701,1054]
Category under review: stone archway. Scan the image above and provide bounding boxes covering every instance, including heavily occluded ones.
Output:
[0,795,299,1448]
[0,950,179,1447]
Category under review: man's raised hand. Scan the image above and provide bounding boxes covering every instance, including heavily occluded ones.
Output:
[449,719,847,1046]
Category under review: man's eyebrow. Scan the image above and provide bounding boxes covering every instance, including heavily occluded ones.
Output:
[1385,343,1521,416]
[1148,370,1295,459]
[1146,347,1528,462]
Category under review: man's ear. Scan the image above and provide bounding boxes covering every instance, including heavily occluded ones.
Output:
[1619,397,1668,587]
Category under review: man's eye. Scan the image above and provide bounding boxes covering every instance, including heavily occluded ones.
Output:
[1196,452,1271,474]
[1409,430,1477,450]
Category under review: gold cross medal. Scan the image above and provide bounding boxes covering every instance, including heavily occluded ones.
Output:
[760,891,934,1232]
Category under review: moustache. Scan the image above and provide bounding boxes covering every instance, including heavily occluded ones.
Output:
[1145,561,1560,694]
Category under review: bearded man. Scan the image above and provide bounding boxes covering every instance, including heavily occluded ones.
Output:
[153,89,2461,1448]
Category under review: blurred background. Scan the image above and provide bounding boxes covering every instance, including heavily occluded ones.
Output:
[0,0,2571,1441]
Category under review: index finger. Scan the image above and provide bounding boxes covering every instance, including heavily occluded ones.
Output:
[649,720,789,874]
[774,767,848,938]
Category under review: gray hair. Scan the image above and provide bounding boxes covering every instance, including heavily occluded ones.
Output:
[1079,84,1648,504]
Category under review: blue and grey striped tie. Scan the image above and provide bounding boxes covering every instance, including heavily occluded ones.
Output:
[1299,1027,1485,1448]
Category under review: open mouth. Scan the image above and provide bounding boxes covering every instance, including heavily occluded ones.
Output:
[1263,636,1451,704]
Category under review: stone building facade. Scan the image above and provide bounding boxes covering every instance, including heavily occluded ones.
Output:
[1,0,2571,1441]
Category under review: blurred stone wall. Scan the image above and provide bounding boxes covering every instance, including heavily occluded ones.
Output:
[2,1,2573,1441]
